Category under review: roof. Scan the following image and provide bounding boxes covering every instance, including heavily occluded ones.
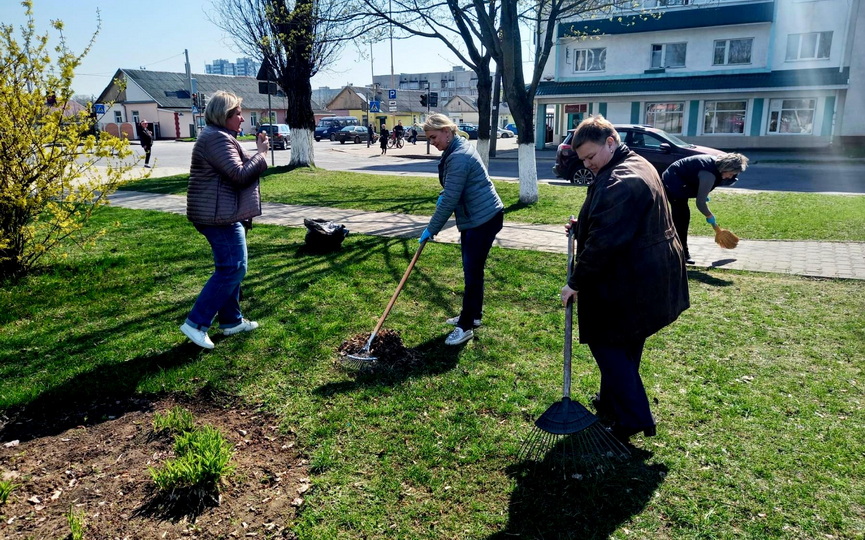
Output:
[536,68,850,97]
[559,1,774,38]
[97,69,324,111]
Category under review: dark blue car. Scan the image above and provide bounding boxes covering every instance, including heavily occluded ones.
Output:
[458,124,479,140]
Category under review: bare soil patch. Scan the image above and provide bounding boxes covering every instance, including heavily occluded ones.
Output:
[0,394,306,539]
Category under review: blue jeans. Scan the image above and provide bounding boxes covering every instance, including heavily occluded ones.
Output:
[588,339,655,433]
[185,222,248,331]
[457,211,504,330]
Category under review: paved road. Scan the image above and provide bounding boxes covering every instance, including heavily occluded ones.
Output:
[132,139,865,194]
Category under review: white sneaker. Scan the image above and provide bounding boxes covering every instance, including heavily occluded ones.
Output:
[445,327,474,346]
[445,315,482,328]
[222,319,259,336]
[180,323,214,349]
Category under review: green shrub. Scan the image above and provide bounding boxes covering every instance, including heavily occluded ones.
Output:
[150,425,235,495]
[67,505,85,540]
[152,406,195,435]
[0,479,20,504]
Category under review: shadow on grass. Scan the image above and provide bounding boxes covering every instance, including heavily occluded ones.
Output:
[0,346,202,443]
[490,446,667,540]
[314,336,464,396]
[687,268,736,287]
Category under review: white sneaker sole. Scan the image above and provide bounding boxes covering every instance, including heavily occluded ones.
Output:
[180,324,214,349]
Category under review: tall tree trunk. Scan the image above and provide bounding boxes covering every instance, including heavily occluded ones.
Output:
[500,0,538,204]
[474,61,493,168]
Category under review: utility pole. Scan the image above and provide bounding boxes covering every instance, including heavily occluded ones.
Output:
[389,0,395,90]
[490,64,502,157]
[426,82,431,155]
[185,49,194,137]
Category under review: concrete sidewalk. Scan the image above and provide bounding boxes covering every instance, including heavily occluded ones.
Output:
[110,190,865,280]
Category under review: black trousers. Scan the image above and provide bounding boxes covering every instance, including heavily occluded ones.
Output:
[457,211,504,330]
[669,197,691,258]
[588,338,655,433]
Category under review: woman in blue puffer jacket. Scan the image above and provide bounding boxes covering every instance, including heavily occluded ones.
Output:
[419,114,504,346]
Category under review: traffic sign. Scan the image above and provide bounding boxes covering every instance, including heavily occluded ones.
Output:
[388,89,397,100]
[388,99,397,112]
[369,100,381,113]
[94,104,105,114]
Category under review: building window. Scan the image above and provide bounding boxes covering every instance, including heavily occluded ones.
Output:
[645,102,684,134]
[570,47,606,72]
[703,101,746,134]
[250,112,258,127]
[651,42,687,68]
[714,38,753,65]
[785,31,832,61]
[114,111,123,123]
[767,98,816,134]
[654,0,689,5]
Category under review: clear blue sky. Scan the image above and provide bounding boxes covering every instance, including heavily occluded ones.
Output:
[0,0,466,98]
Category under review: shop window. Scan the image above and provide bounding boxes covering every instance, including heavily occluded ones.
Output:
[645,102,684,133]
[767,98,816,134]
[704,101,746,134]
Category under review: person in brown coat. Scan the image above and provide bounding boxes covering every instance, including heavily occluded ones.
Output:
[560,115,690,443]
[180,90,269,349]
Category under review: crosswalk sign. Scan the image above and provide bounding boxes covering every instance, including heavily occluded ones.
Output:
[369,100,381,113]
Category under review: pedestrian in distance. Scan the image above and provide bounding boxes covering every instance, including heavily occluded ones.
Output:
[408,125,418,144]
[419,113,505,346]
[179,90,270,349]
[661,153,749,264]
[560,115,690,444]
[367,123,374,148]
[379,124,389,155]
[394,120,405,141]
[138,119,153,168]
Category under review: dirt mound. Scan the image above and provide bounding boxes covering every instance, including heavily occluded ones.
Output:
[0,395,306,539]
[337,328,422,368]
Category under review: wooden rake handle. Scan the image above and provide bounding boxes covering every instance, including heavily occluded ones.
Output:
[563,218,576,399]
[365,240,428,346]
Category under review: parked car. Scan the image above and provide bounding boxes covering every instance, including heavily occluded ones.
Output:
[504,123,518,135]
[257,123,291,149]
[336,125,371,144]
[314,116,359,141]
[553,124,724,185]
[458,124,479,139]
[497,128,515,138]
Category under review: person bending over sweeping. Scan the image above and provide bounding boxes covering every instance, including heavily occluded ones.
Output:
[661,153,749,264]
[560,115,690,444]
[419,113,504,346]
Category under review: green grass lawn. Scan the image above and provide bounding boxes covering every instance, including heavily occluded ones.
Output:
[119,168,865,241]
[1,207,862,538]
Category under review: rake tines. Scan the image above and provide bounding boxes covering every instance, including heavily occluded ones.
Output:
[518,397,630,475]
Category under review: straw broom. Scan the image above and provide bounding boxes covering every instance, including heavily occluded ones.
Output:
[712,224,739,249]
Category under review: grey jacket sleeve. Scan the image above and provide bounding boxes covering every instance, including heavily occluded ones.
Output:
[426,153,469,236]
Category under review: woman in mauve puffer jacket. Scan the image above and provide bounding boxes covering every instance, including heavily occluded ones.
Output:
[179,90,270,350]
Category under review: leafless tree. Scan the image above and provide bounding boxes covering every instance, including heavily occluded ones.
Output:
[354,0,499,166]
[210,0,352,167]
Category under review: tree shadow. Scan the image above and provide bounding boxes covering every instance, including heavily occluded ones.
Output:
[0,347,201,443]
[490,445,667,540]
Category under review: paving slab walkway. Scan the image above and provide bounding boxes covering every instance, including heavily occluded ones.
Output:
[110,190,865,281]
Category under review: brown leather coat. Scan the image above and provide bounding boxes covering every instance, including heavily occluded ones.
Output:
[186,125,266,225]
[568,145,690,344]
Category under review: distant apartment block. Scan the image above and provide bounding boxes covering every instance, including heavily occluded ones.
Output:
[205,57,261,77]
[373,66,479,104]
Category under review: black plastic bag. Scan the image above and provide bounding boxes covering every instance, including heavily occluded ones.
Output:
[303,218,349,252]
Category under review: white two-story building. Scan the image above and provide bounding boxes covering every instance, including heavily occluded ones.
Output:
[535,0,864,150]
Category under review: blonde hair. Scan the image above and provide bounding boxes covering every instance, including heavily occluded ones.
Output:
[573,114,621,148]
[422,113,457,134]
[204,90,243,128]
[715,152,749,174]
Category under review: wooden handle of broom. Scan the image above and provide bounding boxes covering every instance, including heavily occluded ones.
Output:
[366,240,427,344]
[563,219,576,399]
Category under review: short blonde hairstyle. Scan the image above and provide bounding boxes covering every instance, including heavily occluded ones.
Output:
[204,90,243,128]
[422,113,457,134]
[715,152,749,174]
[573,114,621,149]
